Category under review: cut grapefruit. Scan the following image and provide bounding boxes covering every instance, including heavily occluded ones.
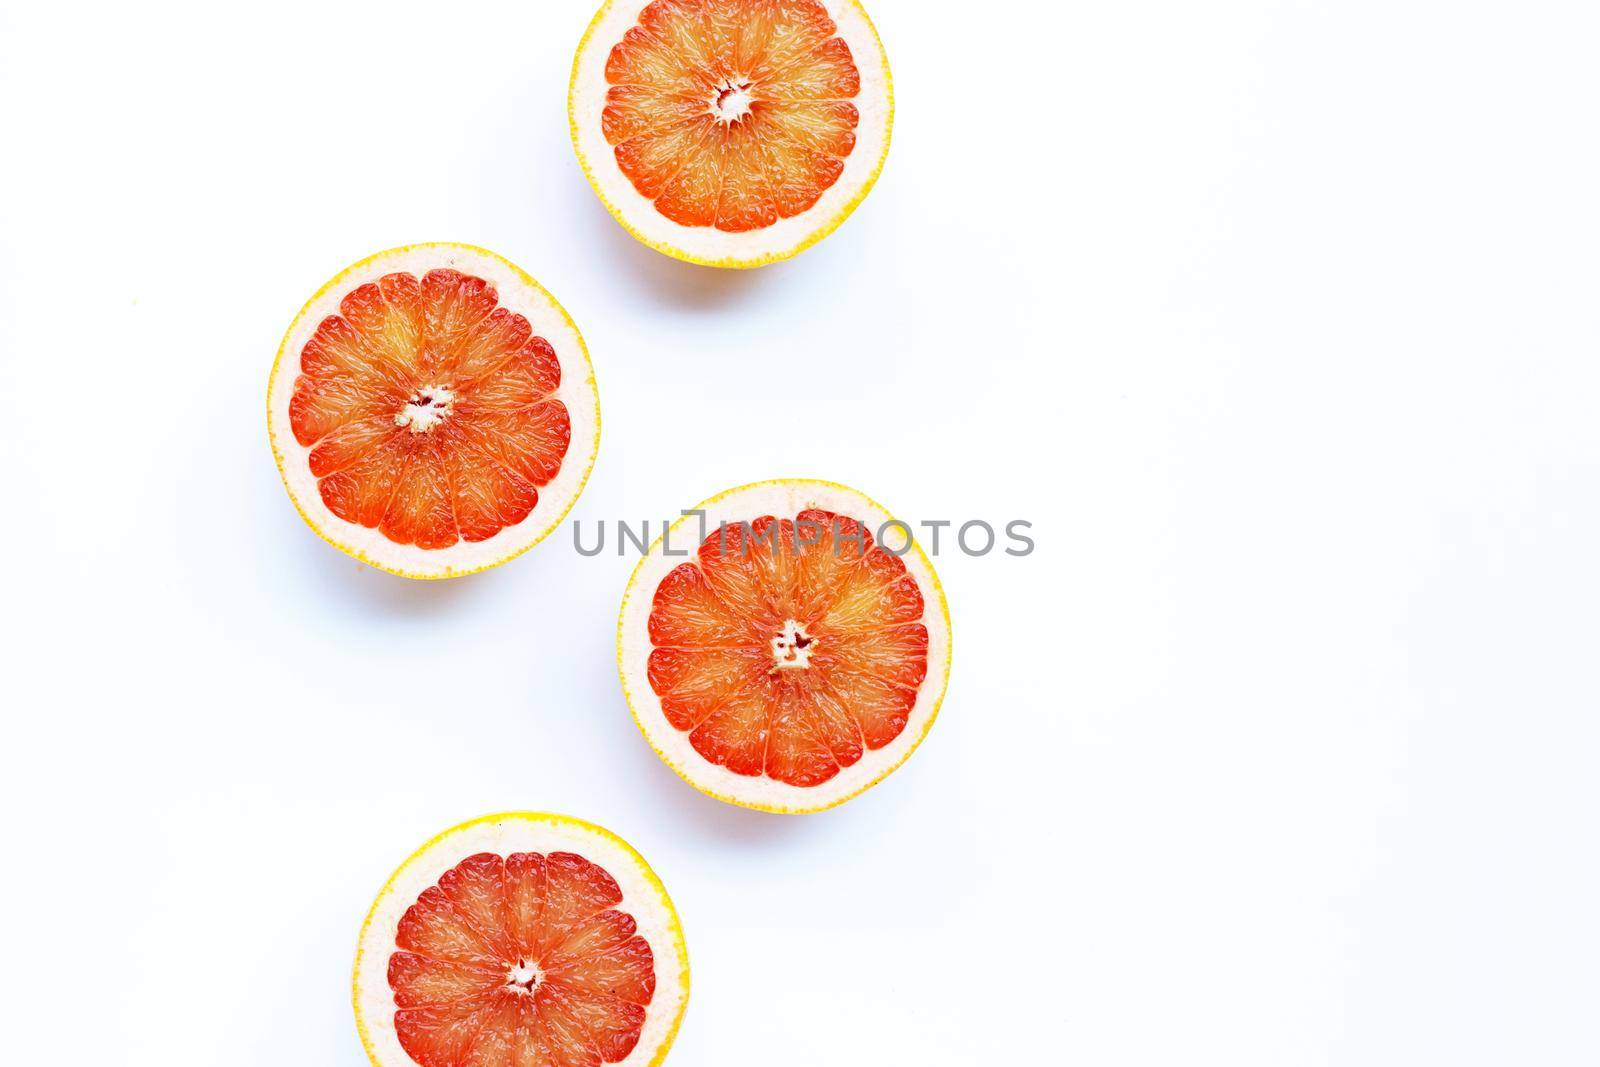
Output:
[267,244,600,579]
[354,813,690,1067]
[570,0,894,268]
[618,480,952,813]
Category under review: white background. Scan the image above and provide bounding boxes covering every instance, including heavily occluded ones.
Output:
[3,1,1597,1064]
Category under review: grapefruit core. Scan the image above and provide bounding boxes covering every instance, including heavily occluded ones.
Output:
[618,480,952,813]
[570,0,894,268]
[354,814,690,1067]
[267,244,600,579]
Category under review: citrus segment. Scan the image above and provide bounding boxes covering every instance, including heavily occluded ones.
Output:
[268,245,600,579]
[355,815,688,1067]
[389,852,653,1067]
[290,271,567,549]
[619,481,951,812]
[601,0,860,233]
[572,1,893,267]
[647,509,927,785]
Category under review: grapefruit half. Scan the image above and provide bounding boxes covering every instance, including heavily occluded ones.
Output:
[570,0,894,268]
[354,813,690,1067]
[267,244,600,579]
[618,480,952,813]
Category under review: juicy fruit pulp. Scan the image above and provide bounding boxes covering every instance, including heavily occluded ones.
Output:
[289,270,572,549]
[389,851,655,1067]
[603,0,862,232]
[647,510,930,786]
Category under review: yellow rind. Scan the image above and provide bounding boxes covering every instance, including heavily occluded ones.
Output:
[266,242,602,581]
[568,0,895,270]
[352,811,690,1067]
[616,478,953,814]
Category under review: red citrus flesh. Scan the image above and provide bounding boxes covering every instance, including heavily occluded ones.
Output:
[388,851,655,1067]
[602,0,862,232]
[647,510,930,786]
[289,270,572,549]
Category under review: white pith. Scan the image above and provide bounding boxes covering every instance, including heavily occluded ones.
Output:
[506,960,543,992]
[353,814,689,1067]
[710,79,754,123]
[770,619,815,671]
[267,244,600,579]
[619,481,953,813]
[571,0,893,267]
[394,385,456,434]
